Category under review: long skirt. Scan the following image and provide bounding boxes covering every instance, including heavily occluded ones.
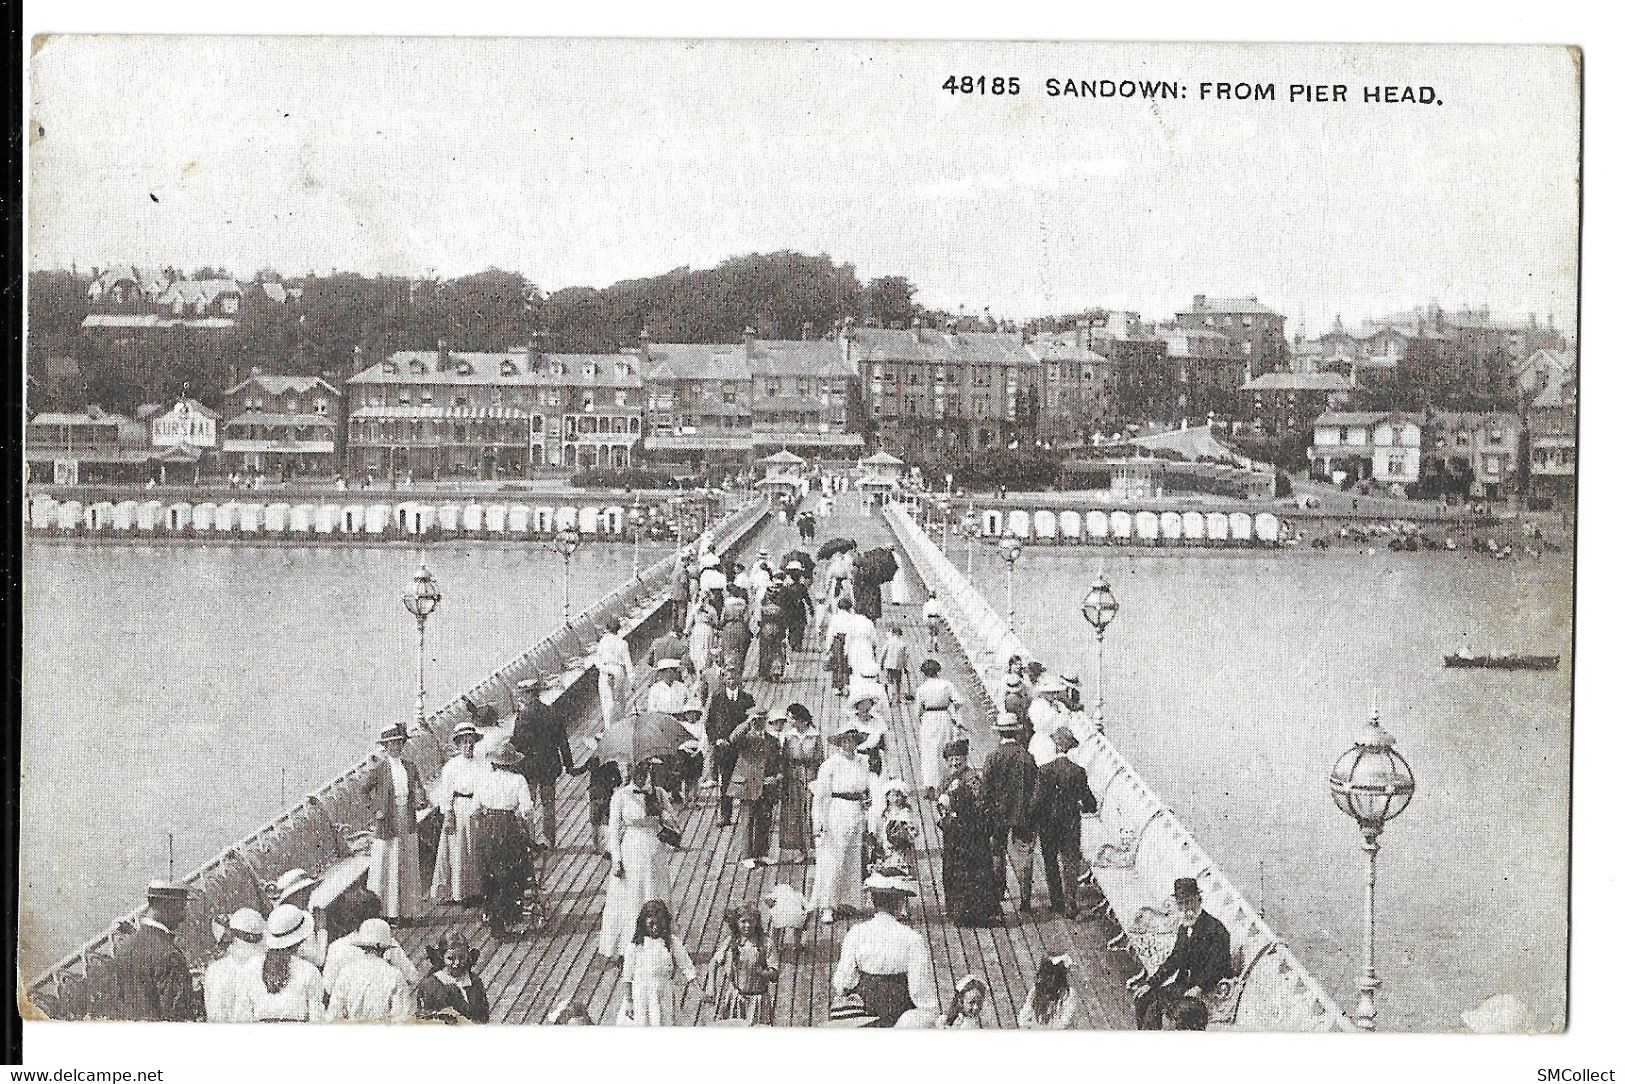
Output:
[600,827,672,958]
[714,985,774,1025]
[779,779,815,853]
[941,824,1003,925]
[828,635,851,691]
[368,829,422,921]
[475,810,531,932]
[811,803,865,913]
[856,970,914,1028]
[430,796,481,903]
[918,713,956,792]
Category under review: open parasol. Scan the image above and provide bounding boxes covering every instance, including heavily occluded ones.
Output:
[817,537,858,560]
[593,711,694,766]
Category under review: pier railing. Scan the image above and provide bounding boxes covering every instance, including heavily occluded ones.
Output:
[23,499,772,1020]
[885,503,1356,1032]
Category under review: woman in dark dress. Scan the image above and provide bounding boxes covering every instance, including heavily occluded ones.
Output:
[415,933,490,1023]
[935,738,1003,927]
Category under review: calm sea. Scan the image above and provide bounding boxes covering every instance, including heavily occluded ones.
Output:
[977,543,1572,1032]
[19,537,668,978]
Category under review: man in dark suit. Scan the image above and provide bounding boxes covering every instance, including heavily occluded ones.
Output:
[511,678,573,846]
[704,669,754,825]
[113,881,201,1021]
[1133,877,1233,1029]
[980,712,1039,911]
[1030,725,1096,917]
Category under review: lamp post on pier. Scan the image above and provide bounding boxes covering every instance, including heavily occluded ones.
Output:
[629,504,645,580]
[555,527,581,620]
[401,559,441,733]
[1080,568,1119,729]
[1329,706,1416,1031]
[998,536,1022,630]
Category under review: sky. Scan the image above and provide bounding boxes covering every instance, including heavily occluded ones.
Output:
[28,37,1580,336]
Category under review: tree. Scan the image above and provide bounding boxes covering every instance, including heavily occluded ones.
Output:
[861,276,916,328]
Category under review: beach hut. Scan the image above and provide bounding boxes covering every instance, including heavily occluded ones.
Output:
[289,504,315,533]
[556,506,579,532]
[485,504,508,535]
[238,503,263,533]
[1109,510,1133,542]
[980,509,1003,537]
[264,503,291,533]
[87,501,115,531]
[1255,511,1281,544]
[533,506,554,535]
[1085,510,1109,542]
[164,502,191,533]
[461,504,483,534]
[57,500,86,531]
[136,500,162,533]
[1229,512,1254,543]
[1182,510,1205,543]
[214,502,240,532]
[437,504,461,534]
[1159,510,1183,544]
[1205,511,1230,543]
[1006,510,1031,539]
[506,505,530,534]
[337,504,363,534]
[314,503,341,534]
[603,505,625,535]
[1058,510,1082,542]
[192,503,217,532]
[579,506,601,535]
[364,504,390,534]
[112,500,138,532]
[1033,510,1057,541]
[1134,510,1159,543]
[29,496,56,531]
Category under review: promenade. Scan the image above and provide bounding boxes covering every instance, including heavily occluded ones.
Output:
[392,498,1139,1026]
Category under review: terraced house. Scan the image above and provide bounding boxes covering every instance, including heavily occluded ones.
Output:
[220,371,342,478]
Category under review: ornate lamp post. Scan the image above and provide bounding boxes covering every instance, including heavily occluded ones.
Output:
[938,498,951,552]
[1329,706,1416,1031]
[629,504,645,580]
[998,536,1022,629]
[1080,569,1119,728]
[401,560,441,733]
[554,527,581,620]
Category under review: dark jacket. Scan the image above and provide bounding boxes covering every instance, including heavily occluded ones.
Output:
[705,688,756,744]
[512,698,574,783]
[113,921,201,1021]
[980,740,1039,831]
[645,632,687,668]
[725,724,783,801]
[1031,756,1096,840]
[1150,911,1233,994]
[719,617,751,667]
[364,755,428,839]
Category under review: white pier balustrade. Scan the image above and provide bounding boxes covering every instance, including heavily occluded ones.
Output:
[364,504,390,534]
[1205,511,1230,543]
[1085,509,1109,541]
[136,500,162,532]
[57,501,85,530]
[436,504,461,534]
[238,503,263,533]
[980,509,1003,537]
[1182,510,1205,542]
[165,502,192,532]
[579,506,601,534]
[314,504,340,534]
[338,504,364,533]
[88,501,115,531]
[1134,510,1159,542]
[1058,510,1082,542]
[1160,510,1183,543]
[1229,511,1254,543]
[1033,510,1057,541]
[264,503,290,533]
[1255,511,1281,544]
[112,501,138,532]
[30,496,56,531]
[1109,510,1133,541]
[215,502,241,532]
[289,504,314,532]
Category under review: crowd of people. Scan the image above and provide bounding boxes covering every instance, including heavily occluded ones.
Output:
[113,491,1232,1029]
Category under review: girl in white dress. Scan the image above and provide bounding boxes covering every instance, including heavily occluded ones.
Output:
[431,722,488,904]
[914,660,963,799]
[811,724,871,923]
[599,760,675,961]
[619,900,699,1026]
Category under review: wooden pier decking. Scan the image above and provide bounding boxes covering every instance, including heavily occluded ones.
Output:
[395,498,1138,1027]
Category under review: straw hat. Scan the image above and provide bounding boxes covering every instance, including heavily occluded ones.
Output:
[488,739,525,769]
[263,904,314,950]
[1035,675,1066,695]
[228,908,266,940]
[848,679,885,707]
[830,721,868,743]
[352,918,396,950]
[451,720,480,743]
[863,872,918,898]
[377,723,408,745]
[654,658,683,673]
[271,868,319,902]
[993,711,1024,733]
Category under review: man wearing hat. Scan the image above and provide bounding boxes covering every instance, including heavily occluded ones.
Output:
[644,623,688,673]
[512,677,573,847]
[982,711,1039,912]
[645,658,688,715]
[365,723,430,923]
[112,881,202,1021]
[1002,669,1032,739]
[726,707,784,868]
[705,669,755,825]
[1030,726,1096,917]
[831,872,937,1027]
[203,907,266,1022]
[326,918,414,1021]
[1132,877,1233,1029]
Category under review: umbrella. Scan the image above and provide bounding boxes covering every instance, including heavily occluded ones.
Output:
[817,537,857,560]
[593,711,693,766]
[782,548,814,572]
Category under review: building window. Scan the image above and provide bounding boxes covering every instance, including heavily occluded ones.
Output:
[1387,454,1405,475]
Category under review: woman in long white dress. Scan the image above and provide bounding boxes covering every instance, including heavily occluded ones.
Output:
[914,660,963,800]
[599,760,675,961]
[811,723,871,923]
[430,722,488,904]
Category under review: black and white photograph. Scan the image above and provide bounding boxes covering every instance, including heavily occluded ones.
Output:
[16,24,1589,1065]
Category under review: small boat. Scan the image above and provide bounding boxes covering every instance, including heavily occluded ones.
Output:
[1443,651,1561,671]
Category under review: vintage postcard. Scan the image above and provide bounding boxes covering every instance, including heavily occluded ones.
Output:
[20,36,1578,1042]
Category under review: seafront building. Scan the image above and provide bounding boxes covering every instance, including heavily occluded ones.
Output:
[220,372,343,478]
[1308,411,1425,490]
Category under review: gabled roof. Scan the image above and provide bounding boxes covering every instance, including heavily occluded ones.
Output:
[151,397,222,420]
[1242,372,1350,392]
[353,351,641,388]
[1532,370,1576,410]
[1313,411,1425,428]
[1177,296,1281,316]
[759,449,807,465]
[223,374,341,398]
[155,278,243,305]
[844,327,1035,365]
[860,450,905,466]
[642,343,752,382]
[747,339,858,379]
[1519,348,1576,374]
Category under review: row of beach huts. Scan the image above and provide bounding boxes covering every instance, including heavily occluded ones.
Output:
[956,505,1287,547]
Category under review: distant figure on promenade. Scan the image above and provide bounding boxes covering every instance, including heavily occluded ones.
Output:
[756,576,788,680]
[600,759,678,963]
[430,721,487,905]
[831,873,937,1027]
[243,904,325,1023]
[113,881,202,1021]
[776,703,823,865]
[567,736,624,858]
[596,616,634,725]
[798,510,817,544]
[1132,877,1233,1030]
[824,596,857,697]
[687,608,716,674]
[779,561,813,653]
[1026,677,1066,758]
[705,670,755,826]
[473,740,541,941]
[326,919,413,1022]
[983,712,1039,912]
[936,739,1002,928]
[914,659,963,801]
[921,592,943,655]
[203,908,266,1023]
[880,624,911,706]
[415,932,490,1024]
[668,555,693,637]
[1018,955,1080,1029]
[811,722,871,924]
[365,724,429,923]
[1030,726,1095,918]
[511,678,573,846]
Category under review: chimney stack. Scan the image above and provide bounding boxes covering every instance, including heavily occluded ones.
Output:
[351,344,365,374]
[436,339,450,371]
[1074,319,1086,349]
[801,321,813,341]
[743,326,757,358]
[1192,294,1207,311]
[638,327,651,363]
[911,316,924,344]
